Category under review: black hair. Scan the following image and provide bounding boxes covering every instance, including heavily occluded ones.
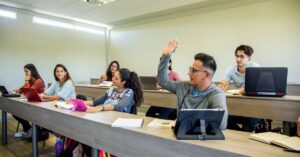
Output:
[235,45,254,57]
[118,68,144,107]
[194,53,217,75]
[24,64,43,85]
[106,60,120,81]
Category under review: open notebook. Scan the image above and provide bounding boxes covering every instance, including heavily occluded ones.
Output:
[249,132,300,151]
[147,119,175,128]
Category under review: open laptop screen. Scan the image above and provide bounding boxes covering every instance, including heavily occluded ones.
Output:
[139,76,157,90]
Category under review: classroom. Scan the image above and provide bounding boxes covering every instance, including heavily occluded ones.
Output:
[0,0,300,156]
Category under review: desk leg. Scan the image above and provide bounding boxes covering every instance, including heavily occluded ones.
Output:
[2,111,7,145]
[32,123,38,157]
[92,148,99,157]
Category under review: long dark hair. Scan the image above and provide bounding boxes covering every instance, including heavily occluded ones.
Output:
[118,68,143,107]
[106,61,120,81]
[54,64,73,85]
[24,64,43,84]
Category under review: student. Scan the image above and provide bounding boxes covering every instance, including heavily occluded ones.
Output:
[76,68,143,157]
[218,45,260,132]
[157,40,228,130]
[86,68,143,113]
[98,60,120,84]
[218,45,259,92]
[14,64,45,138]
[41,64,76,101]
[146,58,181,120]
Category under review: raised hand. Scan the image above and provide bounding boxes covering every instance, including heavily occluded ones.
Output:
[162,39,178,56]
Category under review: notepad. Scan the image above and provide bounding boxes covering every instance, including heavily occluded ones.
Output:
[225,89,242,95]
[55,101,73,110]
[111,118,144,128]
[147,119,175,128]
[249,132,300,151]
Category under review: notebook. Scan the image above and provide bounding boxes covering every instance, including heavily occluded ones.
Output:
[147,119,175,128]
[55,101,73,110]
[111,118,144,128]
[249,132,300,151]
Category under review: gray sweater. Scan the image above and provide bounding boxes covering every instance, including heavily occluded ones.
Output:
[157,55,228,130]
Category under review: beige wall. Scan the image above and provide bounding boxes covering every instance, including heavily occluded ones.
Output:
[109,0,300,83]
[0,11,106,90]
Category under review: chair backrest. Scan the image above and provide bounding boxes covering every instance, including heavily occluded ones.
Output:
[130,105,137,114]
[76,94,87,101]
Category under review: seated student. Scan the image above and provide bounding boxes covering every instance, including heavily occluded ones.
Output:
[98,60,120,84]
[14,64,45,138]
[41,64,76,101]
[146,58,181,120]
[86,68,143,113]
[218,45,260,132]
[75,68,143,157]
[158,39,228,130]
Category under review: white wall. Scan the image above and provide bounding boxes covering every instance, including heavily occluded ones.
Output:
[109,0,300,83]
[0,11,107,90]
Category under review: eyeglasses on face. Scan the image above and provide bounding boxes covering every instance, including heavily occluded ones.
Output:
[189,66,206,74]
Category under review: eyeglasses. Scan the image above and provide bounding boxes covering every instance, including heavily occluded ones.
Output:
[189,66,206,74]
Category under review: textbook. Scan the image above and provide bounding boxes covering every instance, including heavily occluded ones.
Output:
[55,101,73,110]
[147,119,175,128]
[111,118,144,128]
[249,132,300,151]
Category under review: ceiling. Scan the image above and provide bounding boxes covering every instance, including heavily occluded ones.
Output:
[0,0,266,28]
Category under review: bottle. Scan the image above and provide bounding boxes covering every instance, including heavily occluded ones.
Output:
[55,138,63,157]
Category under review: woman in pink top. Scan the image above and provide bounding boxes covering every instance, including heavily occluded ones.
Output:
[147,58,181,120]
[14,64,45,138]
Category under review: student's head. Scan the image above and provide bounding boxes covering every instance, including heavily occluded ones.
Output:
[188,53,216,86]
[234,45,254,67]
[24,64,42,81]
[113,68,144,107]
[106,60,120,81]
[54,64,72,83]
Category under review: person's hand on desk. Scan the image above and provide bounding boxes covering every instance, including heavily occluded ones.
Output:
[218,81,229,91]
[239,88,245,94]
[86,106,104,113]
[39,93,44,98]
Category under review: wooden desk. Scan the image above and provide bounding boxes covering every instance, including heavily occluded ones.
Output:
[1,97,298,157]
[75,84,300,123]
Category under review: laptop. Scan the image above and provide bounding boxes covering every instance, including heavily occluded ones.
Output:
[0,86,21,97]
[139,76,157,90]
[245,67,288,97]
[20,88,50,102]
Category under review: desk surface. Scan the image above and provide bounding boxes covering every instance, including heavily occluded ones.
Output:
[1,97,299,157]
[75,84,300,122]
